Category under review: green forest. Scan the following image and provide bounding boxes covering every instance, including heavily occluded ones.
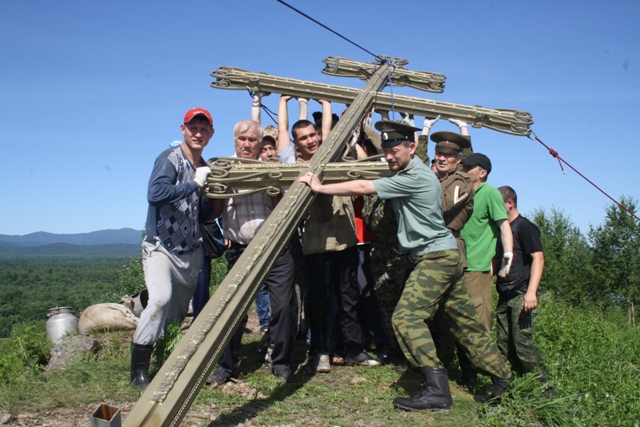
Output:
[0,257,132,337]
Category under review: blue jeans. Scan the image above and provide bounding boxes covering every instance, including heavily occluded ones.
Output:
[255,283,270,328]
[192,249,211,320]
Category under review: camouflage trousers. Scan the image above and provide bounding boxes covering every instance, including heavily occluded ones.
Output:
[496,292,550,383]
[391,249,509,378]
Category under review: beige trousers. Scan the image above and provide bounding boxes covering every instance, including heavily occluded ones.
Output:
[462,270,493,332]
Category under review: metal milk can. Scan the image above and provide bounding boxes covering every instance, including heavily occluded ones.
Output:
[45,306,79,343]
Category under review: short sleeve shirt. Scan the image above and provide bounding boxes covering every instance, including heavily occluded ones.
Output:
[496,215,543,298]
[372,156,457,256]
[460,182,508,271]
[279,142,296,164]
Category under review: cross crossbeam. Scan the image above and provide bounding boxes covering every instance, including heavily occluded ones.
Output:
[122,58,392,427]
[211,57,533,136]
[204,157,392,198]
[121,56,535,427]
[321,56,446,93]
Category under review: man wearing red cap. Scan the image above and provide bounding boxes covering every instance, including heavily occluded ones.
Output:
[129,108,214,388]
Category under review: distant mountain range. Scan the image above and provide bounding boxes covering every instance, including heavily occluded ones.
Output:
[0,228,144,258]
[0,228,143,246]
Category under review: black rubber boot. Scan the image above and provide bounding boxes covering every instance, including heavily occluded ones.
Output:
[130,342,153,388]
[474,376,513,404]
[393,367,452,412]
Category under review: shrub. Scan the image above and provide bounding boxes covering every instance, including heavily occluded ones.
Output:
[535,295,640,426]
[0,324,51,385]
[476,294,640,426]
[152,319,183,373]
[104,255,146,302]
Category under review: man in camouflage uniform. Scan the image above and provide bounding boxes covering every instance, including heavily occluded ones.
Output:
[299,120,512,412]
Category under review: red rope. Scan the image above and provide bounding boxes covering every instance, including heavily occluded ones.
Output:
[530,131,640,222]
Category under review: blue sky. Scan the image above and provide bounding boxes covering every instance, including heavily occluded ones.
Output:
[1,0,638,236]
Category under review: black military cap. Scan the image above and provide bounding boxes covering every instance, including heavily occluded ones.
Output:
[374,120,420,149]
[461,152,492,173]
[431,131,471,154]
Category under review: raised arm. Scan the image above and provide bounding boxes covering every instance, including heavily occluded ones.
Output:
[317,99,333,139]
[277,95,293,152]
[297,97,308,121]
[251,91,263,123]
[448,118,469,136]
[422,116,441,138]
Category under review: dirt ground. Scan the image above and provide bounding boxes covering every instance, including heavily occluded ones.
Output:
[0,402,226,427]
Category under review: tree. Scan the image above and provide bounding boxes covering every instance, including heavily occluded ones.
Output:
[531,207,595,305]
[588,196,640,306]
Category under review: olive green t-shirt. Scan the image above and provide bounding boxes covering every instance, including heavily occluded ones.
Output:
[372,156,457,257]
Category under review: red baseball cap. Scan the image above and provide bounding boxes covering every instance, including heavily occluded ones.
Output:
[183,108,213,126]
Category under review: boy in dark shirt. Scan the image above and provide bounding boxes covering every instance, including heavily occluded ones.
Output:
[495,186,552,391]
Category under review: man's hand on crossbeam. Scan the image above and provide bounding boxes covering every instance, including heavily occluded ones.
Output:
[298,172,376,196]
[298,171,322,192]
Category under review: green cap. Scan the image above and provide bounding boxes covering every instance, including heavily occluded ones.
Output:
[374,120,420,148]
[430,131,471,154]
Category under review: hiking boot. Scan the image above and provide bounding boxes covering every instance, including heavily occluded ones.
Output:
[273,366,295,383]
[130,342,153,388]
[314,353,331,373]
[345,351,381,366]
[474,376,513,404]
[206,366,231,388]
[393,367,452,412]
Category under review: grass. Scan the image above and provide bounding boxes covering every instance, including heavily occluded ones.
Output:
[0,328,140,414]
[1,297,639,426]
[193,333,468,427]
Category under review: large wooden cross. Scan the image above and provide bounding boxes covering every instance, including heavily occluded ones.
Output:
[121,57,532,427]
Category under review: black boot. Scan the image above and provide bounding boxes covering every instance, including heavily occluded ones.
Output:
[393,367,452,412]
[130,342,153,388]
[474,376,513,404]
